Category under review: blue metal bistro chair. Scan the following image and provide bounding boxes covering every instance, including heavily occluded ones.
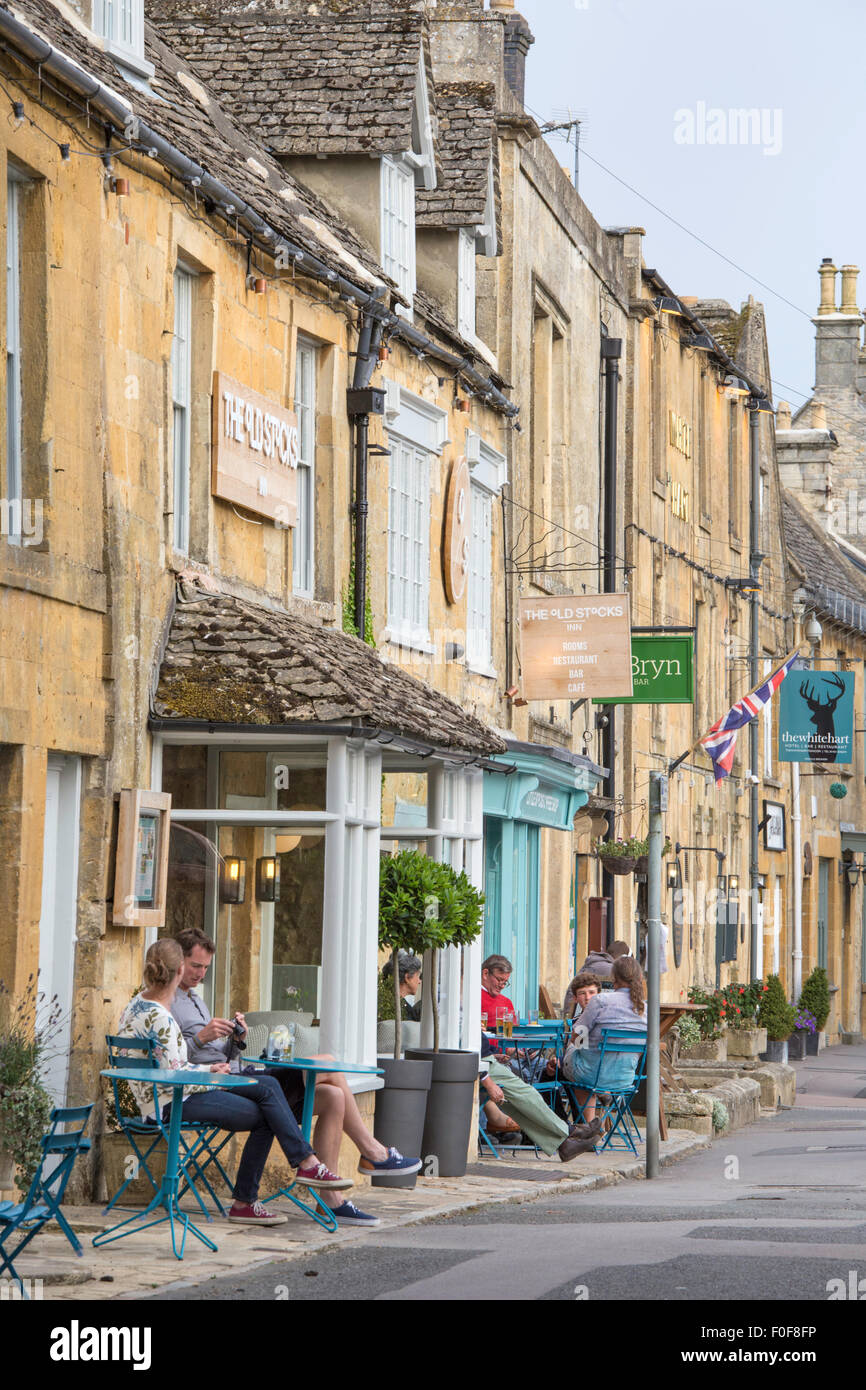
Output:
[104,1035,234,1218]
[0,1103,93,1297]
[564,1028,648,1156]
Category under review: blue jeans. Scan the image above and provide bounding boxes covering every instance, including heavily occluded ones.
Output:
[179,1073,313,1205]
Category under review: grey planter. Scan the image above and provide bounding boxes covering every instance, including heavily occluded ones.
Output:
[787,1031,808,1061]
[405,1048,479,1178]
[761,1038,789,1064]
[806,1030,821,1056]
[372,1056,433,1189]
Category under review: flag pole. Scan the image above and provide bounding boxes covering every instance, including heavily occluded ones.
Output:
[666,646,803,777]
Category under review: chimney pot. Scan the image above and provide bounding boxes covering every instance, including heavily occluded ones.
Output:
[840,264,861,317]
[500,6,534,105]
[817,259,838,316]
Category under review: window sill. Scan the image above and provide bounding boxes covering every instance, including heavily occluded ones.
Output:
[467,663,497,681]
[653,477,668,500]
[382,630,435,657]
[103,38,156,81]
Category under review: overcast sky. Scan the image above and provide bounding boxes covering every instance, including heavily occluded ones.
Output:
[518,0,866,410]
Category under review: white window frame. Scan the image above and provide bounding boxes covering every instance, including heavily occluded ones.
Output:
[171,265,193,556]
[93,0,154,79]
[464,430,507,678]
[293,337,317,597]
[381,155,416,309]
[458,228,476,341]
[386,433,431,650]
[5,173,22,546]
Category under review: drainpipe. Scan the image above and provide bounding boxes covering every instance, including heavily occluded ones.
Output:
[748,402,762,980]
[601,336,622,935]
[348,314,383,637]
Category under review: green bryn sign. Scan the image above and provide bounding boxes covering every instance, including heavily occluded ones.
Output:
[595,634,694,705]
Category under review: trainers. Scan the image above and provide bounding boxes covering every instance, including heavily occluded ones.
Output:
[227,1201,288,1226]
[358,1146,422,1176]
[295,1161,353,1191]
[330,1201,381,1228]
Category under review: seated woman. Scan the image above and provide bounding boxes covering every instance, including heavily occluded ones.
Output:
[117,938,352,1227]
[380,951,423,1022]
[561,956,647,1126]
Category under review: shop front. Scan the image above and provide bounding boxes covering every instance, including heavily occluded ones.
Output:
[482,742,605,1018]
[149,584,504,1083]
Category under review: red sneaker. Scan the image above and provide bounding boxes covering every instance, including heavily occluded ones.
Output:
[296,1161,352,1190]
[227,1201,287,1226]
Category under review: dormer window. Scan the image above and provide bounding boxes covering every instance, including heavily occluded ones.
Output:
[381,156,416,305]
[94,0,154,81]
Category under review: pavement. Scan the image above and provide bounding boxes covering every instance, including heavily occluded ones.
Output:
[8,1123,708,1301]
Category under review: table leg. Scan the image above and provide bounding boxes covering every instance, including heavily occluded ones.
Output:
[260,1067,338,1233]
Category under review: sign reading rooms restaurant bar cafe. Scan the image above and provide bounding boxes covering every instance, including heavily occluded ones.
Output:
[212,371,300,526]
[517,595,633,701]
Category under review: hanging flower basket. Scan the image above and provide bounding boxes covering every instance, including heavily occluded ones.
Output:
[598,853,637,876]
[633,855,649,875]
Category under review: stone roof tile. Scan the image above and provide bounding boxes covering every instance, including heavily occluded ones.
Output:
[416,82,498,231]
[153,591,506,755]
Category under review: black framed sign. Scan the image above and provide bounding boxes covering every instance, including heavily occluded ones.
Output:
[763,800,786,852]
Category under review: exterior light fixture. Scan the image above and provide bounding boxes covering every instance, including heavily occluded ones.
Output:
[255,856,280,902]
[220,856,246,904]
[805,614,823,647]
[59,143,71,162]
[11,101,25,127]
[111,178,130,196]
[457,398,471,414]
[728,875,739,896]
[725,577,761,595]
[667,861,679,890]
[688,331,715,351]
[224,203,236,215]
[445,642,465,662]
[654,295,682,314]
[719,374,749,397]
[190,175,202,187]
[246,274,266,294]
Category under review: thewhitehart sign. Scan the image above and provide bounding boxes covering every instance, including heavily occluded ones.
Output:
[778,666,854,764]
[212,371,299,526]
[517,595,633,701]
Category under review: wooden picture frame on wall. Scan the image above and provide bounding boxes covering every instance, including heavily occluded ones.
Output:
[113,790,172,927]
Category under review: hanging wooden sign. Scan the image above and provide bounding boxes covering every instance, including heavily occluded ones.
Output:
[443,455,471,604]
[517,595,633,701]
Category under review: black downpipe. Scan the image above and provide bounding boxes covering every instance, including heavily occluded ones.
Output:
[351,314,383,638]
[601,337,622,940]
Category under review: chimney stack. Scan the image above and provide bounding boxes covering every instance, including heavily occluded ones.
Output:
[814,257,863,392]
[776,401,791,429]
[491,0,534,106]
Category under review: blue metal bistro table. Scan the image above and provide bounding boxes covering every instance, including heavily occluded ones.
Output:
[93,1069,254,1260]
[248,1056,383,1234]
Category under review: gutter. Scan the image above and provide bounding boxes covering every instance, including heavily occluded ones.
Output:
[147,716,507,764]
[0,6,517,417]
[642,268,771,403]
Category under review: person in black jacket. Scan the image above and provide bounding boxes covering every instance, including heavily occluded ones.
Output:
[381,952,423,1022]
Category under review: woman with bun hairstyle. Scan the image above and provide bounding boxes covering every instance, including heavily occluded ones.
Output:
[116,938,352,1226]
[561,955,647,1128]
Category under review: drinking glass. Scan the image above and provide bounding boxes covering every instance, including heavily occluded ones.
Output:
[496,1015,506,1039]
[529,1009,539,1025]
[282,1022,296,1061]
[481,1013,488,1031]
[504,1016,513,1039]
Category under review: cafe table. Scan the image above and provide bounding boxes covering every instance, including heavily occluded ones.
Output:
[247,1056,384,1233]
[93,1068,255,1260]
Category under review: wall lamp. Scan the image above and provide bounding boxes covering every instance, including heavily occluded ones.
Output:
[728,874,739,895]
[725,576,762,595]
[666,860,680,891]
[840,851,860,888]
[220,856,246,904]
[255,856,280,903]
[654,295,682,315]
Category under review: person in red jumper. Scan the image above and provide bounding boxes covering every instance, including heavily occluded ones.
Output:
[481,954,518,1031]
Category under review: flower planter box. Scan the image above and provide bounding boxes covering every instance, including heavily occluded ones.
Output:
[805,1030,825,1056]
[726,1027,767,1058]
[678,1037,727,1063]
[761,1038,789,1064]
[787,1031,809,1061]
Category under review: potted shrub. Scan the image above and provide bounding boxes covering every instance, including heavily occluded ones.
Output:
[0,979,57,1197]
[384,852,485,1178]
[798,968,831,1054]
[759,974,796,1064]
[684,985,728,1061]
[788,1007,816,1061]
[374,852,450,1187]
[722,980,768,1057]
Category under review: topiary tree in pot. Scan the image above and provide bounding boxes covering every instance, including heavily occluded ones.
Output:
[798,967,831,1054]
[758,973,795,1062]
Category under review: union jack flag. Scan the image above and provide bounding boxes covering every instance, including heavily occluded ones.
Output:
[700,652,799,782]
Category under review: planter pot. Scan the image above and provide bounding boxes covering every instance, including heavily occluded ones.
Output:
[806,1030,822,1056]
[599,855,636,877]
[678,1037,727,1063]
[633,855,649,875]
[101,1129,167,1206]
[726,1027,768,1058]
[787,1031,809,1061]
[372,1057,433,1190]
[761,1038,789,1064]
[405,1048,479,1178]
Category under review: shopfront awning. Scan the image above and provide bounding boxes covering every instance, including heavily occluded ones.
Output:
[483,739,606,830]
[150,587,506,759]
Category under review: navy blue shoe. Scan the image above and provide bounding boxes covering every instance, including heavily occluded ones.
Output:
[330,1200,381,1228]
[358,1146,422,1176]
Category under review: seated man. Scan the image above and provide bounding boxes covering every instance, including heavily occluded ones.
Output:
[481,954,518,1029]
[479,1034,601,1162]
[171,928,420,1228]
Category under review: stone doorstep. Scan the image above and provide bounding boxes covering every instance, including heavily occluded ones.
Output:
[11,1130,709,1300]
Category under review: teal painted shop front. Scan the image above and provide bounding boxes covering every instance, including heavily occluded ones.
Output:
[482,744,603,1018]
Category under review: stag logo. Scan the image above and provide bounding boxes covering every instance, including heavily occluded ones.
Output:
[799,673,846,763]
